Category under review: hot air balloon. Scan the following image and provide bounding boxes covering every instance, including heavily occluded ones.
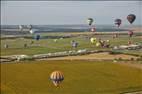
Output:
[27,25,32,30]
[115,19,122,27]
[128,30,134,37]
[91,27,96,32]
[90,38,97,44]
[19,25,23,31]
[128,41,132,45]
[72,42,78,48]
[127,14,136,24]
[96,42,101,47]
[35,34,40,41]
[30,29,36,34]
[87,18,94,26]
[50,71,64,87]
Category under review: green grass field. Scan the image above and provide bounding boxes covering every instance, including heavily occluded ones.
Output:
[1,60,142,94]
[1,33,142,56]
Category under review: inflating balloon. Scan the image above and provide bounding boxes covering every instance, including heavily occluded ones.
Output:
[54,39,58,42]
[35,34,40,41]
[27,25,32,30]
[90,38,97,44]
[50,71,64,87]
[30,29,35,34]
[96,42,100,47]
[72,42,78,48]
[106,40,110,43]
[87,18,94,26]
[128,41,132,45]
[127,14,136,24]
[115,19,121,27]
[91,27,96,32]
[128,30,134,37]
[19,25,23,31]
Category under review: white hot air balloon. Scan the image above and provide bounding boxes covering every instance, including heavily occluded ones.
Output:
[19,25,23,31]
[29,29,36,34]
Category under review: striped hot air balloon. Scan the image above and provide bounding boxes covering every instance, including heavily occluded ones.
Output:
[50,71,64,87]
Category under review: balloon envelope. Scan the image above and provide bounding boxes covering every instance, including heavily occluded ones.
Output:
[127,14,136,24]
[19,25,23,31]
[30,29,35,34]
[87,18,94,26]
[96,42,101,47]
[90,38,97,44]
[27,25,32,30]
[35,34,40,41]
[115,19,121,27]
[91,28,96,32]
[50,71,64,87]
[128,30,133,35]
[128,30,134,37]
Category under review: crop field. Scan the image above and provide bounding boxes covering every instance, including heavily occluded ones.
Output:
[1,60,142,94]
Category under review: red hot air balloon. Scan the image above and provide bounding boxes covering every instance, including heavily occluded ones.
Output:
[115,19,122,27]
[127,14,136,24]
[128,30,134,37]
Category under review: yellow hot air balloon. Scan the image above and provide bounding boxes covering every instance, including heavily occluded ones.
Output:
[90,38,97,44]
[96,42,101,47]
[50,71,64,87]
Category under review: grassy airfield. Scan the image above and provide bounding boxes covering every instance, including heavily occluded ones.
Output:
[1,32,142,56]
[1,32,142,94]
[1,60,142,94]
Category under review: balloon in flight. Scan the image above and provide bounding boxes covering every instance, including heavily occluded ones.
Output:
[115,19,122,27]
[87,18,94,26]
[127,14,136,24]
[50,71,64,87]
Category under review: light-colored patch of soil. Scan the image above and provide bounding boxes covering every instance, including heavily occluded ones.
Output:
[116,62,142,69]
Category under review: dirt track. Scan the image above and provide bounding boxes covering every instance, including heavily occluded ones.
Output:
[43,52,142,69]
[46,52,138,60]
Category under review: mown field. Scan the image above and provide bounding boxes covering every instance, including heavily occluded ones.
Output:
[1,60,142,94]
[1,33,142,56]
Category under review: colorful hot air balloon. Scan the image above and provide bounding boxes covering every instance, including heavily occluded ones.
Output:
[127,14,136,24]
[50,71,64,87]
[91,27,96,32]
[115,19,122,27]
[128,30,134,37]
[87,18,94,26]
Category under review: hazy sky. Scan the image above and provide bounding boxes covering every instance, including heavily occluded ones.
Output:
[1,1,142,25]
